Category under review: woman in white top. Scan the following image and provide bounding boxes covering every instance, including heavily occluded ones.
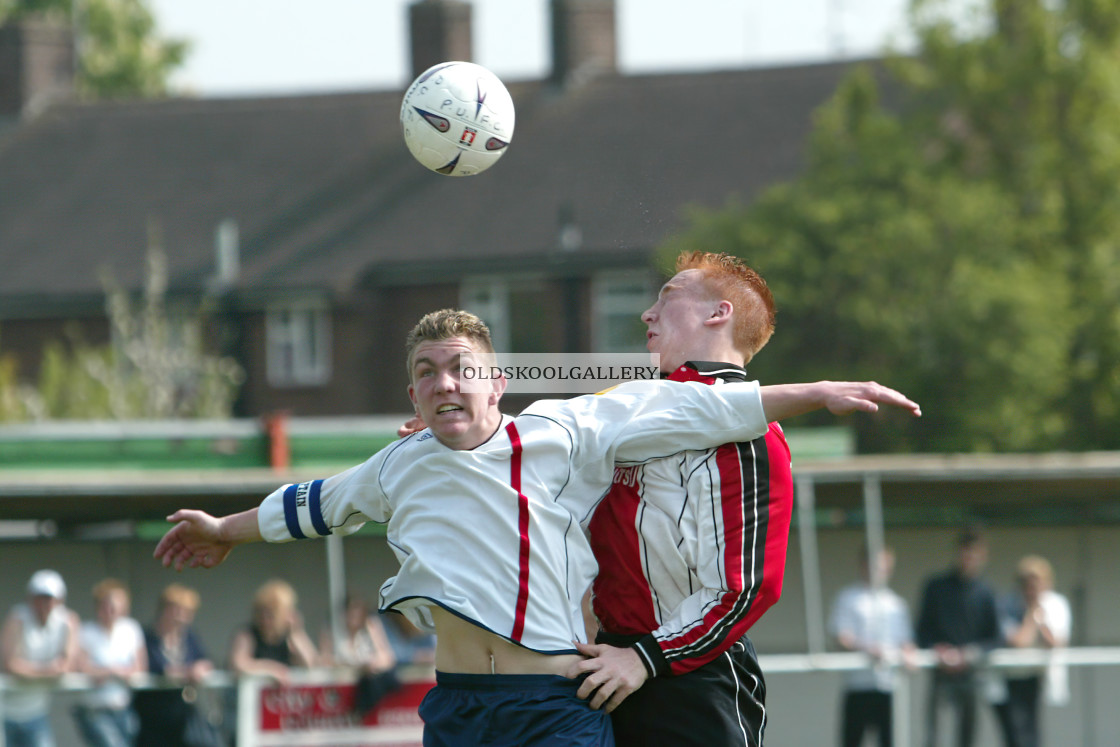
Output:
[320,595,399,717]
[73,579,147,747]
[994,555,1072,747]
[319,595,396,673]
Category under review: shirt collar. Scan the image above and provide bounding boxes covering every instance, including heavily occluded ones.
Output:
[665,360,748,384]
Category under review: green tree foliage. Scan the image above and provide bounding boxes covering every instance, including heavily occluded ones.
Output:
[0,0,187,98]
[0,235,243,422]
[666,0,1120,452]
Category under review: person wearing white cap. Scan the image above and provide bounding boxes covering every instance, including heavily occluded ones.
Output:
[1,569,80,747]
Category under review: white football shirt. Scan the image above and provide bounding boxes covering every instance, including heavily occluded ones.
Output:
[257,379,769,653]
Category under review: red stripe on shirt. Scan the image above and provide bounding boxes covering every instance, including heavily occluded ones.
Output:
[506,422,531,642]
[760,425,793,610]
[589,465,659,633]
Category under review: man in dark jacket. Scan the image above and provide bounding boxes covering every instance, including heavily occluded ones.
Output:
[917,528,1002,747]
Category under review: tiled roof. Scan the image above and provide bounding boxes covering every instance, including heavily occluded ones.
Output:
[0,59,868,314]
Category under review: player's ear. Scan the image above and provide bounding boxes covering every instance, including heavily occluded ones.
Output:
[704,300,734,327]
[490,370,508,405]
[407,384,418,410]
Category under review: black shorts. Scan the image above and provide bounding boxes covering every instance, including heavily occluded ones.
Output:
[600,633,767,747]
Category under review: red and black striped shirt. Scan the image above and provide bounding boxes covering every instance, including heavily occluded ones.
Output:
[588,361,794,676]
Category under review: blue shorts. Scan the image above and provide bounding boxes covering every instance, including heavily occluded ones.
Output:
[419,671,614,746]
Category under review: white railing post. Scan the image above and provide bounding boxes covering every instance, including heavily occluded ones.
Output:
[238,674,258,747]
[327,532,348,660]
[797,475,826,656]
[862,473,885,591]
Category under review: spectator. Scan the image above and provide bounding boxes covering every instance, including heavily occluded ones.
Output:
[133,584,218,747]
[229,580,317,686]
[378,611,435,667]
[321,596,398,717]
[72,579,147,747]
[916,528,1002,747]
[319,595,396,673]
[993,555,1071,747]
[1,569,80,747]
[829,545,916,747]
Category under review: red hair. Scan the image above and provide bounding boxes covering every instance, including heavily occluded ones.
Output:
[674,251,776,362]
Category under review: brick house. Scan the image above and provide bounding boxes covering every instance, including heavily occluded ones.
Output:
[0,0,864,417]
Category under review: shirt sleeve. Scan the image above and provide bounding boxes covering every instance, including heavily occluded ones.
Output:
[185,628,209,664]
[1043,592,1072,645]
[979,586,1004,650]
[257,452,393,543]
[126,618,145,654]
[829,589,855,638]
[635,428,793,677]
[545,379,769,470]
[915,579,937,648]
[896,600,915,646]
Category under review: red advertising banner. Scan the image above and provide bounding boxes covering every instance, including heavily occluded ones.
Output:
[361,681,432,728]
[259,683,355,731]
[247,672,434,746]
[259,681,432,731]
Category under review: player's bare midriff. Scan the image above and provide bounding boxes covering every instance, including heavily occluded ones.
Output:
[431,607,581,675]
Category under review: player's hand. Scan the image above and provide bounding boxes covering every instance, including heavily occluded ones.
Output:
[934,644,967,673]
[566,641,648,712]
[154,509,233,571]
[901,645,919,672]
[397,414,428,438]
[39,659,68,678]
[820,381,921,418]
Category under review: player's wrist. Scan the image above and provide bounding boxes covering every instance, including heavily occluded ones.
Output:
[632,634,670,678]
[220,508,264,546]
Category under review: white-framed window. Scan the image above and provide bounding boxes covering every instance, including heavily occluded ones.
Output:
[591,271,655,353]
[266,300,332,387]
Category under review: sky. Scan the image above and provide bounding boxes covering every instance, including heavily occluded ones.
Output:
[148,0,919,98]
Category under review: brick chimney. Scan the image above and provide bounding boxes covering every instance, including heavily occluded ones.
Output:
[0,16,74,119]
[408,0,473,81]
[550,0,616,86]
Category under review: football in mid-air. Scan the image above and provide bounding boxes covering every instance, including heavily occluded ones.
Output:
[400,61,515,176]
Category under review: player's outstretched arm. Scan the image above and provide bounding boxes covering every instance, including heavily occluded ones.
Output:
[761,381,921,422]
[566,641,649,712]
[154,508,263,571]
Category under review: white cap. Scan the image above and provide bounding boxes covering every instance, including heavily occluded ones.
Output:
[26,569,66,600]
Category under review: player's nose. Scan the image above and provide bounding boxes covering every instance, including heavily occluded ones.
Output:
[434,368,458,393]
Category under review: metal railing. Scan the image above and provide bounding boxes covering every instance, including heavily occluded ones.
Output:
[3,650,1119,746]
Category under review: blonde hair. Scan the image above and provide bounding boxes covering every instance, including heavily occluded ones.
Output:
[405,309,495,379]
[92,578,129,606]
[253,579,297,615]
[1017,555,1054,589]
[159,583,200,612]
[674,251,776,363]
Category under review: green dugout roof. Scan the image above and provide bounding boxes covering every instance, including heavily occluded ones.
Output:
[0,418,1117,533]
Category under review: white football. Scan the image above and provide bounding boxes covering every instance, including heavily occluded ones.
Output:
[400,61,515,176]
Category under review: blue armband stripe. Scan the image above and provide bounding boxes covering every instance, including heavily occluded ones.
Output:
[307,479,331,537]
[282,484,307,540]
